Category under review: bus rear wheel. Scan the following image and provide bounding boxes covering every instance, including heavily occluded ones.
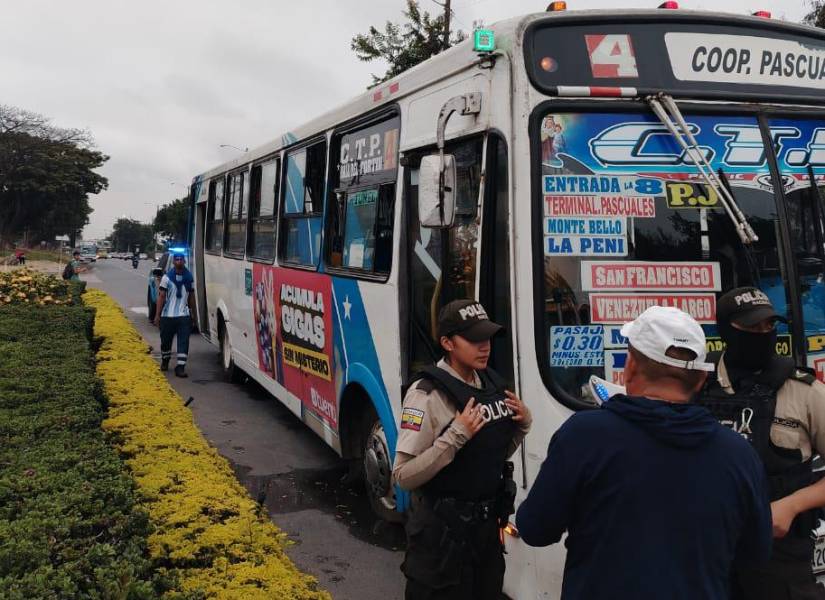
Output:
[362,410,403,523]
[219,321,241,382]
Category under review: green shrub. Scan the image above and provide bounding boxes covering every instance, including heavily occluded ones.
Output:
[0,305,165,599]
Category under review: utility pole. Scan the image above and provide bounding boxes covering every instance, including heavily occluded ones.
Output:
[443,0,451,50]
[433,0,451,50]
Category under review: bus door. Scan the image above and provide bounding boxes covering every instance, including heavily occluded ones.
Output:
[403,131,515,385]
[193,182,210,338]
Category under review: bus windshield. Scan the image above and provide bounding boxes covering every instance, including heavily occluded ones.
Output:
[533,109,825,405]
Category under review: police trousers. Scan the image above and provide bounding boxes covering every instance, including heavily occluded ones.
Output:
[160,316,191,366]
[401,497,505,600]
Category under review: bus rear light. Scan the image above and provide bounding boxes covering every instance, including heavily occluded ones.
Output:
[546,1,567,11]
[658,1,679,8]
[752,10,771,18]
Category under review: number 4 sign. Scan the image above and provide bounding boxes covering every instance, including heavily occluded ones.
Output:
[585,34,639,78]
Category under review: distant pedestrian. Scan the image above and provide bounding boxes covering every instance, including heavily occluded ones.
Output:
[14,248,25,265]
[154,252,195,377]
[62,250,85,281]
[516,306,772,600]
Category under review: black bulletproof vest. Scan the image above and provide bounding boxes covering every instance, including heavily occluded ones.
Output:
[415,365,517,502]
[699,354,817,554]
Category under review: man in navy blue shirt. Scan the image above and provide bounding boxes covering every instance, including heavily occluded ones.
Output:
[516,306,772,600]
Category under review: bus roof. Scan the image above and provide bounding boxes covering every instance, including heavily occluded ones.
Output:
[193,9,825,183]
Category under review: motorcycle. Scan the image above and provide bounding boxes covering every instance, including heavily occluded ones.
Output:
[131,256,139,269]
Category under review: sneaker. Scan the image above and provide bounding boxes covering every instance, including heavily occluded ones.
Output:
[160,358,169,371]
[174,365,188,378]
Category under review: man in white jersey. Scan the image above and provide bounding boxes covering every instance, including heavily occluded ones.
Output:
[153,252,195,377]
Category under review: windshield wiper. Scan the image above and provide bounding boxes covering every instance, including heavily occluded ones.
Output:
[646,93,759,245]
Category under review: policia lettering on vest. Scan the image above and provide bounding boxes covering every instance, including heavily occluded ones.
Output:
[698,287,825,600]
[393,299,531,600]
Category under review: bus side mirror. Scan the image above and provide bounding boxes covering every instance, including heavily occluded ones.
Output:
[418,154,456,228]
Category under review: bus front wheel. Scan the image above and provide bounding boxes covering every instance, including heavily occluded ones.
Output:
[362,410,403,523]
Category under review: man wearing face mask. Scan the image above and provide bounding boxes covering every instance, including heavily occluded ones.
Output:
[699,287,825,600]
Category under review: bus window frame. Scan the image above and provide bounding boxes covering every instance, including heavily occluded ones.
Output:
[325,107,401,283]
[223,166,250,260]
[278,136,328,271]
[528,99,807,411]
[205,176,227,255]
[246,154,281,264]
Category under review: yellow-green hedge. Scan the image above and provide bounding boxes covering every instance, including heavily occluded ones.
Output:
[84,289,329,600]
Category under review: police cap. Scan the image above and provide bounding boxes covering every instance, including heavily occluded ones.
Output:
[437,299,503,342]
[716,286,786,327]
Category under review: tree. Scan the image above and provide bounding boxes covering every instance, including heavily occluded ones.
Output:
[0,105,108,246]
[805,1,825,28]
[351,0,466,87]
[153,197,190,242]
[111,218,153,253]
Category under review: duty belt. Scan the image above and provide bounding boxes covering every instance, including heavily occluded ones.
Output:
[417,494,498,523]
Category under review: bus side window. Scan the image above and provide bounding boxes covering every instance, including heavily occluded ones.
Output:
[205,177,225,253]
[247,159,279,261]
[224,169,247,257]
[326,113,400,278]
[279,140,326,267]
[328,184,395,275]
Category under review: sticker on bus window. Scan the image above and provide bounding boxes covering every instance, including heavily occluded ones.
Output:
[544,218,627,256]
[604,349,628,386]
[808,354,825,383]
[665,181,720,209]
[585,34,639,79]
[603,325,628,349]
[544,194,656,218]
[550,325,605,367]
[589,293,717,323]
[706,334,792,357]
[807,334,825,354]
[545,235,627,256]
[580,261,722,292]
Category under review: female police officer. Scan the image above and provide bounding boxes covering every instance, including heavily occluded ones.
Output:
[392,299,531,600]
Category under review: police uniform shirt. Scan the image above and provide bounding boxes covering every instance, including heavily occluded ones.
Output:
[159,272,191,318]
[717,356,825,461]
[392,358,531,492]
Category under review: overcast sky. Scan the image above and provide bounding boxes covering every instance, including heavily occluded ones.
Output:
[0,0,811,239]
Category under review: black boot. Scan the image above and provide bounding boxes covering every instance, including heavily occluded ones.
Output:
[174,365,188,378]
[161,358,169,371]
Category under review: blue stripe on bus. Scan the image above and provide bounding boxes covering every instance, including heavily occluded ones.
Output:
[331,276,409,512]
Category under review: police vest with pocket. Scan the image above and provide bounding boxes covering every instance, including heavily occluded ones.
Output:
[415,365,517,502]
[699,354,817,561]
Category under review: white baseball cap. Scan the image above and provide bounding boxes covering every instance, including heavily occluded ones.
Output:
[620,306,715,372]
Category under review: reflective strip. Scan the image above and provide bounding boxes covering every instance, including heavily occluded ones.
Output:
[556,86,638,97]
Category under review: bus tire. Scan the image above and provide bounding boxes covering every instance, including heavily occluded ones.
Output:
[219,320,241,383]
[361,407,403,523]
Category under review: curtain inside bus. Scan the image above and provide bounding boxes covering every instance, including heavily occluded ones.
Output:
[534,110,795,405]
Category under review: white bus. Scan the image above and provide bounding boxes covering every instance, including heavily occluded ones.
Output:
[190,5,825,596]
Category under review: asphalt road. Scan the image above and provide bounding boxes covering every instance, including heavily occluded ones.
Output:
[87,258,406,600]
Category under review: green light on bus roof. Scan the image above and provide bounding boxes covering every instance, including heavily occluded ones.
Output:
[473,29,495,53]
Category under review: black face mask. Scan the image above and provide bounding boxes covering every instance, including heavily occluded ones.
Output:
[719,322,776,370]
